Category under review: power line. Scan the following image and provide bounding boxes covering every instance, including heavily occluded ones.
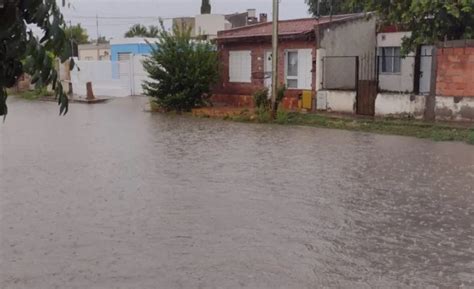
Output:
[67,15,176,20]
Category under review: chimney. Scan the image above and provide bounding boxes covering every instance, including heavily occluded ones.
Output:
[259,13,268,23]
[247,9,256,18]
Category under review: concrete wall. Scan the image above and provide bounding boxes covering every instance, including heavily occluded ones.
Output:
[317,15,376,91]
[325,90,356,114]
[78,48,110,61]
[110,38,159,61]
[377,32,415,92]
[435,96,474,122]
[318,15,377,57]
[195,14,231,40]
[375,93,425,118]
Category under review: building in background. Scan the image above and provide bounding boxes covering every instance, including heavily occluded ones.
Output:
[109,38,159,61]
[214,14,371,109]
[78,43,111,61]
[172,9,267,40]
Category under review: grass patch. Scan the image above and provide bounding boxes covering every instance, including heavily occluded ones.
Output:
[225,110,474,145]
[15,88,54,100]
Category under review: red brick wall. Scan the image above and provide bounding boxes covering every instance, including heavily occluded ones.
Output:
[436,46,474,97]
[213,39,316,108]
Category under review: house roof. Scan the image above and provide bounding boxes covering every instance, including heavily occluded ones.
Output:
[110,37,160,45]
[217,13,368,40]
[78,43,110,50]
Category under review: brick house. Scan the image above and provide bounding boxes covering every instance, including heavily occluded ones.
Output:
[213,14,369,109]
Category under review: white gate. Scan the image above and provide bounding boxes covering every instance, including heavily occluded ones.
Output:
[71,54,150,98]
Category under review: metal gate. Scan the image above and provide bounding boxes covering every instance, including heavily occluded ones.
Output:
[356,52,378,116]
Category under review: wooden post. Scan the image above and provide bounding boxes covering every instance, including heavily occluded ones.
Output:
[86,82,95,100]
[424,46,437,121]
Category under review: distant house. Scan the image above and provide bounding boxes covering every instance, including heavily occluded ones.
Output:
[78,43,111,61]
[214,13,375,109]
[109,38,159,62]
[172,9,267,40]
[376,27,433,95]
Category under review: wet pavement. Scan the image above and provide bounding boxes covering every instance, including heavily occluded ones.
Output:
[1,97,473,289]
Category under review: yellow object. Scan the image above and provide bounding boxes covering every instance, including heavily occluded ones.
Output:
[302,90,312,109]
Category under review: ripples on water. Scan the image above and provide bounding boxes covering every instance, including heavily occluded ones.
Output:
[1,97,473,288]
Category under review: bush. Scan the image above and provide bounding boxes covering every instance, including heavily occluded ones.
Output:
[142,22,219,112]
[253,84,286,113]
[253,88,270,110]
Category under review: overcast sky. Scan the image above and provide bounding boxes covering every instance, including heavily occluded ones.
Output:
[60,0,311,39]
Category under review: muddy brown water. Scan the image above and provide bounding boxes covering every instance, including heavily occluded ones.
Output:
[1,97,473,289]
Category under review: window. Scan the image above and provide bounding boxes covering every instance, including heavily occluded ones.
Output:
[285,49,312,89]
[229,51,251,83]
[379,47,401,74]
[286,51,298,88]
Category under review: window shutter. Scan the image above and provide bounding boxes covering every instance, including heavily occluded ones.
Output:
[229,51,251,83]
[297,49,312,90]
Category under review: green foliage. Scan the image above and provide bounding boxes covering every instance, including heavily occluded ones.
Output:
[306,0,474,53]
[17,88,54,100]
[275,110,290,124]
[64,24,89,45]
[0,0,70,117]
[125,24,160,38]
[347,0,473,53]
[253,88,270,110]
[305,0,364,16]
[142,23,219,112]
[201,0,211,14]
[253,85,286,113]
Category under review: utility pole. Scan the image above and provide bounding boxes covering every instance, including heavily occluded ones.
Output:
[271,0,279,117]
[96,14,100,60]
[316,0,321,18]
[68,20,74,57]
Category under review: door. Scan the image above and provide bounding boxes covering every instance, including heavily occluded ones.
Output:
[356,52,378,116]
[264,51,272,91]
[419,45,433,94]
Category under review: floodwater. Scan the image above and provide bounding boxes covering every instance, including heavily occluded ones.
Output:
[1,97,473,289]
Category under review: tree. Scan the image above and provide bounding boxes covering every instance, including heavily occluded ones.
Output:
[0,0,70,118]
[90,36,109,44]
[125,24,160,38]
[64,24,89,45]
[201,0,211,14]
[305,0,363,16]
[359,0,474,53]
[142,24,219,112]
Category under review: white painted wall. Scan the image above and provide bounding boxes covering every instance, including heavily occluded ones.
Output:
[375,93,425,118]
[325,90,356,114]
[377,32,415,92]
[78,48,110,61]
[71,55,151,97]
[195,14,231,39]
[435,96,474,121]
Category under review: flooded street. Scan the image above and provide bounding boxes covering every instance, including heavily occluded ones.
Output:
[1,97,473,289]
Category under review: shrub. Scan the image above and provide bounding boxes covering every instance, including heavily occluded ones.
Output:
[142,22,219,112]
[253,88,270,110]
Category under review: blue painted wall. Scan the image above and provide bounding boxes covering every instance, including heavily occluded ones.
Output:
[110,43,156,61]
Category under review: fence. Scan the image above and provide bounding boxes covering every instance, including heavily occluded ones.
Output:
[70,55,150,97]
